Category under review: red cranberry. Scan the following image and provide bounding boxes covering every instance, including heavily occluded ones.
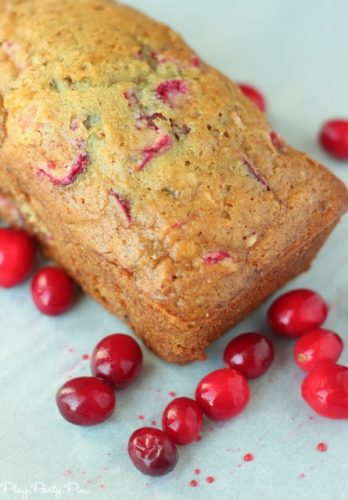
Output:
[31,266,74,316]
[162,397,203,445]
[195,368,250,421]
[268,289,328,338]
[301,362,348,419]
[128,427,178,476]
[238,83,266,112]
[223,332,274,379]
[319,119,348,160]
[0,228,35,287]
[294,328,344,372]
[91,334,143,389]
[56,377,116,426]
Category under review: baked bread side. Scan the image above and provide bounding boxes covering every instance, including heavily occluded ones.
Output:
[0,0,347,363]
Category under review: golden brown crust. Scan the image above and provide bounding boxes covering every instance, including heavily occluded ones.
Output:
[0,0,347,363]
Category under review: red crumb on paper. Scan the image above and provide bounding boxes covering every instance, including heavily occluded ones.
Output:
[38,152,90,186]
[196,435,202,442]
[206,476,215,484]
[299,473,306,479]
[317,442,328,452]
[110,190,132,223]
[137,134,172,171]
[82,354,90,361]
[243,156,269,190]
[194,469,201,475]
[203,251,231,265]
[99,484,105,489]
[66,469,72,475]
[169,391,177,398]
[138,415,145,420]
[68,347,75,353]
[243,453,254,462]
[189,480,198,488]
[151,420,157,426]
[156,79,188,107]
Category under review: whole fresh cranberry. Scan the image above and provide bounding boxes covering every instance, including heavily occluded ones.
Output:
[56,377,116,426]
[91,334,143,389]
[31,266,74,315]
[195,368,250,421]
[162,397,203,445]
[0,228,35,287]
[268,289,328,337]
[238,83,266,112]
[128,427,178,476]
[223,332,274,379]
[319,119,348,160]
[301,362,348,419]
[294,328,344,372]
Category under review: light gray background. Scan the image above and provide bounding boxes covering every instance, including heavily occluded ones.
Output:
[1,1,348,499]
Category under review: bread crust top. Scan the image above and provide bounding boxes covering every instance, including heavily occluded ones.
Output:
[0,0,346,321]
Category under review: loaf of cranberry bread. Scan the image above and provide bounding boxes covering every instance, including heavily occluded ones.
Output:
[0,0,347,363]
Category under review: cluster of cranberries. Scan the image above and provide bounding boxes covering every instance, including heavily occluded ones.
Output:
[238,82,348,160]
[56,333,143,425]
[269,289,348,419]
[129,332,273,476]
[0,227,74,315]
[128,288,348,477]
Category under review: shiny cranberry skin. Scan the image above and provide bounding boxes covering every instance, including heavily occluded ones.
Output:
[268,289,328,338]
[238,83,266,112]
[162,397,203,445]
[294,328,344,372]
[223,332,274,379]
[91,334,143,389]
[128,427,178,476]
[319,119,348,160]
[31,266,74,316]
[301,362,348,419]
[195,368,250,421]
[0,228,35,287]
[56,376,116,426]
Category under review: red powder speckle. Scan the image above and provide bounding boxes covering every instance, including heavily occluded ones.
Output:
[206,476,215,484]
[68,347,75,353]
[189,480,198,488]
[151,420,157,426]
[138,415,145,420]
[66,469,72,475]
[299,473,305,479]
[308,416,315,420]
[194,469,201,475]
[243,453,254,462]
[82,353,90,360]
[169,391,177,398]
[99,484,105,489]
[196,435,202,442]
[317,442,328,452]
